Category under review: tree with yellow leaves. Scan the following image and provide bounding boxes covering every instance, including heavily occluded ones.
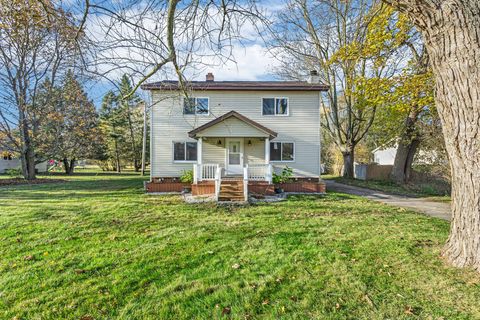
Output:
[269,1,411,178]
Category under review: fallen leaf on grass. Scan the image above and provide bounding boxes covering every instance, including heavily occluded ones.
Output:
[222,306,231,315]
[231,263,240,269]
[262,299,269,305]
[24,255,34,261]
[80,315,94,320]
[364,294,376,309]
[404,306,416,315]
[74,269,86,274]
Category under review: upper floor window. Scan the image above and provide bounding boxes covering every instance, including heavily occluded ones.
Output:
[262,98,289,116]
[173,141,197,162]
[184,97,209,115]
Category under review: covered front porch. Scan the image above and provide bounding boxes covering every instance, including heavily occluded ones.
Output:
[188,111,277,184]
[192,138,273,184]
[188,111,277,201]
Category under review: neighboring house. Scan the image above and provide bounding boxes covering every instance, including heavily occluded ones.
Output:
[372,144,439,166]
[372,146,397,165]
[142,72,329,201]
[0,151,21,173]
[0,151,49,174]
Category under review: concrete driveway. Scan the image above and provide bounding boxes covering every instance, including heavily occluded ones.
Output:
[326,180,451,221]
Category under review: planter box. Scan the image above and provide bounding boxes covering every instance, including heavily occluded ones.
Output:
[146,177,189,193]
[248,181,275,196]
[278,179,326,193]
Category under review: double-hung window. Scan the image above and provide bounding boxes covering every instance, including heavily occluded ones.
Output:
[173,141,197,162]
[262,97,289,116]
[184,97,209,115]
[270,142,295,162]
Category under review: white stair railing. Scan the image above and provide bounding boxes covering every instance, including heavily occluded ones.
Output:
[194,163,219,182]
[201,163,218,180]
[215,166,222,200]
[243,165,249,201]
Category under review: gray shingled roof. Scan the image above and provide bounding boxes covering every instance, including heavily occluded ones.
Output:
[141,80,329,91]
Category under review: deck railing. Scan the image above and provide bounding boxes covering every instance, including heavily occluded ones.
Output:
[247,163,273,183]
[193,163,219,183]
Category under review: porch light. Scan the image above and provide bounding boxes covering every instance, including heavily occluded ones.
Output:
[248,140,252,146]
[217,139,222,145]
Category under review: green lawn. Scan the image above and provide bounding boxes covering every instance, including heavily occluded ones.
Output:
[1,173,478,319]
[323,175,451,201]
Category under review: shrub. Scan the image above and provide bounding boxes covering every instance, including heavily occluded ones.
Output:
[272,166,293,184]
[5,168,22,178]
[180,169,194,184]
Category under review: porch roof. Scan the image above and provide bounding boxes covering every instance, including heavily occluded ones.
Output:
[188,111,277,139]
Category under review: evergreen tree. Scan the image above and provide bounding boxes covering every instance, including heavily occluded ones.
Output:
[37,71,102,174]
[118,75,144,171]
[98,75,145,172]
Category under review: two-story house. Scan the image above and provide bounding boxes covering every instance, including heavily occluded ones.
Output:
[142,71,328,201]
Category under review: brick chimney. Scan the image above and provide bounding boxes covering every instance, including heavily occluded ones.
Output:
[307,70,319,83]
[206,72,214,82]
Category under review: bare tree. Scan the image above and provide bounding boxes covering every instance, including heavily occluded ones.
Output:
[383,0,480,270]
[266,0,402,177]
[0,0,81,179]
[85,0,263,96]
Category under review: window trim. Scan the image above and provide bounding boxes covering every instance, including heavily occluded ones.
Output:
[172,141,198,163]
[261,97,289,116]
[269,141,295,162]
[183,97,210,116]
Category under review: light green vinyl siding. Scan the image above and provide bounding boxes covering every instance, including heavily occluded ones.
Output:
[150,90,321,177]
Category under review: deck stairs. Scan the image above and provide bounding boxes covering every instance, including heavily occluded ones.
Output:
[218,177,245,202]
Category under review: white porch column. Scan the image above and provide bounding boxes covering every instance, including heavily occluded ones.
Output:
[193,164,198,184]
[265,137,272,183]
[197,138,203,165]
[264,137,270,164]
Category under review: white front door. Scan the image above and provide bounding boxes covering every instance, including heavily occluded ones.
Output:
[226,138,243,175]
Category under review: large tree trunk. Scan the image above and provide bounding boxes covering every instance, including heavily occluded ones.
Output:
[63,158,76,175]
[391,139,420,183]
[68,158,75,174]
[391,109,421,183]
[384,0,480,270]
[63,158,70,174]
[342,148,355,179]
[19,106,36,180]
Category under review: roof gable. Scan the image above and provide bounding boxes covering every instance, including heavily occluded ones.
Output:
[188,111,277,139]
